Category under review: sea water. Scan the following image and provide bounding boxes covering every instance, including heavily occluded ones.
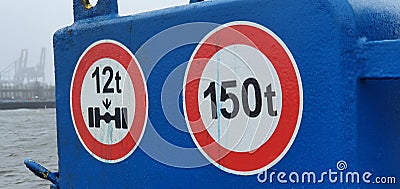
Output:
[0,109,57,188]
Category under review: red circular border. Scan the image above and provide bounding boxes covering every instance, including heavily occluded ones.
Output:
[185,24,301,172]
[71,41,147,161]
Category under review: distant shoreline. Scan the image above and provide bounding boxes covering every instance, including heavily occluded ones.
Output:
[0,100,55,110]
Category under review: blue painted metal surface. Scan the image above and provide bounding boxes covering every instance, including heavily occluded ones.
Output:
[189,0,204,3]
[24,158,59,187]
[51,0,400,188]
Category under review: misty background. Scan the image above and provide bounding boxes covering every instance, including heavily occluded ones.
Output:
[0,0,189,85]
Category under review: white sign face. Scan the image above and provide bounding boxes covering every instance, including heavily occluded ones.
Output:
[81,58,136,145]
[71,40,148,163]
[184,21,303,175]
[198,44,282,152]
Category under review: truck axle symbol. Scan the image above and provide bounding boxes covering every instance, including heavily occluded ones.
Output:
[88,107,128,129]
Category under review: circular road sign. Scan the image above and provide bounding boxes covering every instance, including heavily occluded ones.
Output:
[183,21,303,175]
[71,40,148,163]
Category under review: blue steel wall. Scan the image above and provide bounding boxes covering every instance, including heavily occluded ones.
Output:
[53,0,400,188]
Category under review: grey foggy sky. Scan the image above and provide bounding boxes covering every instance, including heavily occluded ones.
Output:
[0,0,187,85]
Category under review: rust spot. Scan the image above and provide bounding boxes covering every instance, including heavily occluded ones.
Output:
[81,0,93,10]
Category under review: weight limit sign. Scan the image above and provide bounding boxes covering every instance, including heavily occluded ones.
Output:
[70,40,148,163]
[183,21,303,175]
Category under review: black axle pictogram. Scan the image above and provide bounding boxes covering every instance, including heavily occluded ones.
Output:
[102,98,112,110]
[88,107,128,129]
